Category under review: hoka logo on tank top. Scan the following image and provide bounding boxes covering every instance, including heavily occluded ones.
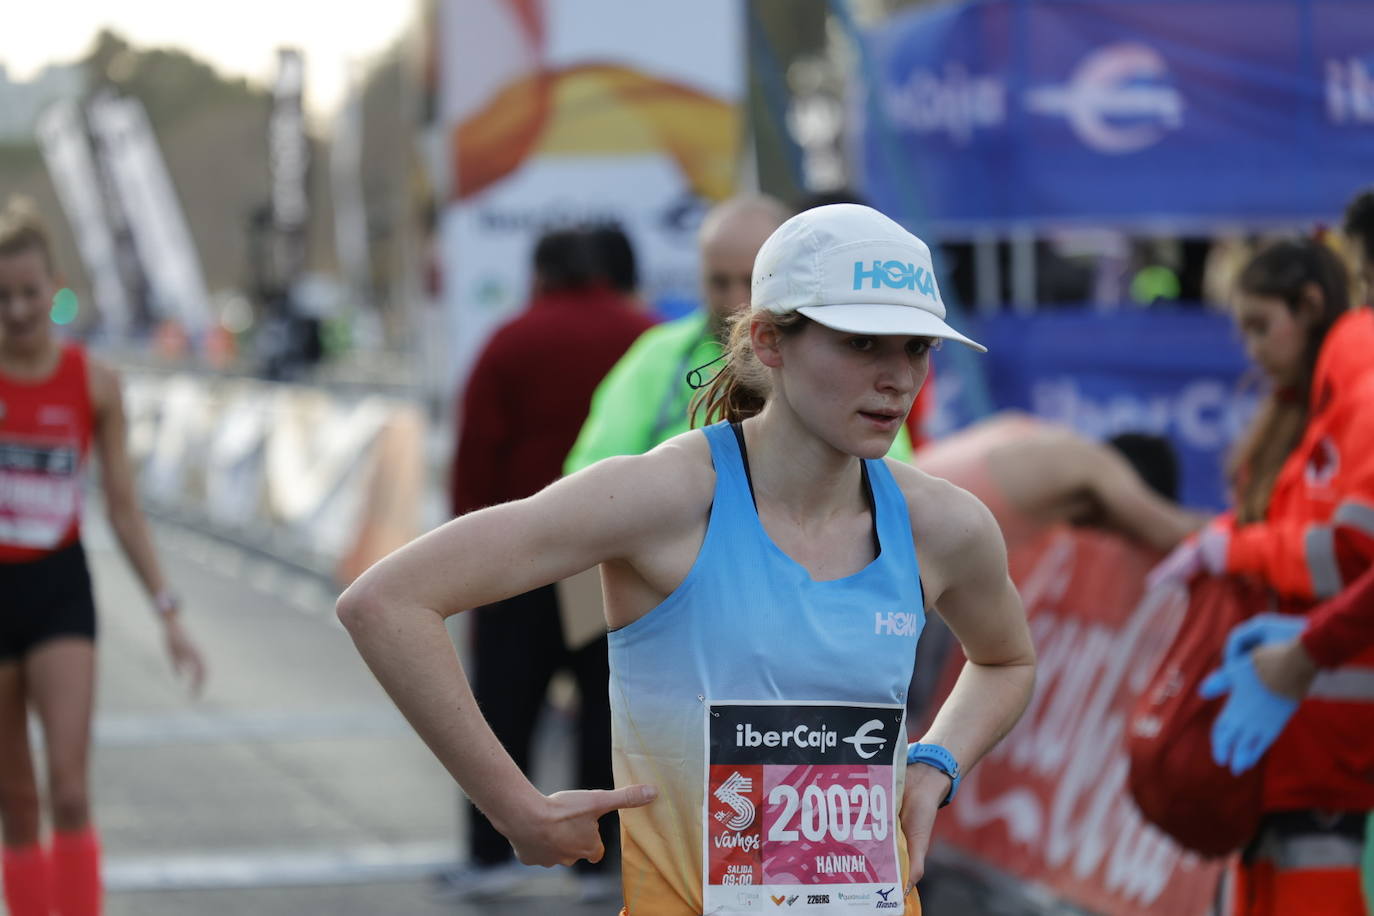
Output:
[874,611,919,636]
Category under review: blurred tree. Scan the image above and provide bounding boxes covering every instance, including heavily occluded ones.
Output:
[84,30,261,129]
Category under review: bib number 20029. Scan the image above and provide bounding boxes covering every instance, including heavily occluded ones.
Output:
[704,702,907,915]
[768,781,890,843]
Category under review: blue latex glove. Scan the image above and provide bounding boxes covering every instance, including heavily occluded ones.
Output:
[1222,613,1307,664]
[1199,654,1299,775]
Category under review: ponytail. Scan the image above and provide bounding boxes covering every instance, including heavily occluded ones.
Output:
[689,310,805,426]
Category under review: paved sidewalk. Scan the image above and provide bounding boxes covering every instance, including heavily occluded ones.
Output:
[81,510,616,916]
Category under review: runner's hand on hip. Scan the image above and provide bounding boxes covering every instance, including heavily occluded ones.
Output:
[899,764,949,889]
[509,785,658,867]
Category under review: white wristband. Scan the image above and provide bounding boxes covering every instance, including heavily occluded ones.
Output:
[154,590,180,617]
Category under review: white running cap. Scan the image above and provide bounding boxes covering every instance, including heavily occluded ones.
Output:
[750,203,986,352]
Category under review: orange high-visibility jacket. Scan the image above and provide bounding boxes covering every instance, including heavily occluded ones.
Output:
[1302,564,1374,668]
[1227,308,1374,600]
[1225,308,1374,812]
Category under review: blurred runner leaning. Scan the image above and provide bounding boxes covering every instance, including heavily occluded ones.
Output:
[915,412,1205,555]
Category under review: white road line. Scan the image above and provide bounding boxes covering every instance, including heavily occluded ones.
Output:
[247,558,283,598]
[183,535,212,565]
[287,576,328,613]
[103,842,459,891]
[91,709,412,748]
[138,514,340,615]
[207,541,245,579]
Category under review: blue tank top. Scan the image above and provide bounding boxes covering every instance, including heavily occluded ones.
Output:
[609,421,926,916]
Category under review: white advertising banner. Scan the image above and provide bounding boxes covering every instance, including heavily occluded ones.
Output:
[436,0,745,397]
[35,100,133,332]
[87,93,212,334]
[123,371,426,585]
[270,48,310,291]
[330,73,371,309]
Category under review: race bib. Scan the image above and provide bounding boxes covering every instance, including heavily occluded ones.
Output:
[704,702,907,914]
[0,438,82,548]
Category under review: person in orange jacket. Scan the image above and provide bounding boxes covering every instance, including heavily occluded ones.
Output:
[1185,192,1374,735]
[1150,236,1374,916]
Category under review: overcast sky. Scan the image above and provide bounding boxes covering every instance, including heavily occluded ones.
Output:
[2,0,417,119]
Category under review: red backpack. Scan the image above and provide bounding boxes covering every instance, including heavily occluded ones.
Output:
[1125,574,1267,857]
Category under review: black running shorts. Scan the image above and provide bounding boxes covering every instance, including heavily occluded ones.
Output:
[0,541,97,662]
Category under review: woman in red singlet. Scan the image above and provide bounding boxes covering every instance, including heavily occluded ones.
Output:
[0,198,206,916]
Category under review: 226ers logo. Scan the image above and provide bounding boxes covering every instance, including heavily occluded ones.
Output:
[706,703,905,914]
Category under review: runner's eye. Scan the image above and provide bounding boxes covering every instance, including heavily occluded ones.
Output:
[848,337,876,352]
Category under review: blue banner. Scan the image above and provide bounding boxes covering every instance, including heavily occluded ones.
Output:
[858,0,1374,235]
[932,307,1256,509]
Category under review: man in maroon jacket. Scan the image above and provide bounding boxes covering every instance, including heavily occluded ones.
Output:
[443,225,654,901]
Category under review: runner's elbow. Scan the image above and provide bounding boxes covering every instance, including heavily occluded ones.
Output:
[336,575,384,633]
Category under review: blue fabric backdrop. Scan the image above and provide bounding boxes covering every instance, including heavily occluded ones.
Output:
[858,0,1374,235]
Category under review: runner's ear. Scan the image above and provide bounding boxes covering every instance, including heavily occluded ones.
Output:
[751,317,785,369]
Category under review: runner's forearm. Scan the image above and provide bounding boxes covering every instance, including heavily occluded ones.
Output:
[105,502,171,603]
[336,592,545,833]
[915,658,1035,771]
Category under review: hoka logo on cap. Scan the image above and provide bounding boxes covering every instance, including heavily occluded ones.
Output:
[852,260,937,298]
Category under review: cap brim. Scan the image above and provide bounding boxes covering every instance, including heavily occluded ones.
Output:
[796,304,987,353]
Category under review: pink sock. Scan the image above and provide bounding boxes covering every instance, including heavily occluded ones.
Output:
[3,842,52,916]
[50,827,100,916]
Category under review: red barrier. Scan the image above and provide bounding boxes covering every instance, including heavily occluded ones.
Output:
[927,528,1223,915]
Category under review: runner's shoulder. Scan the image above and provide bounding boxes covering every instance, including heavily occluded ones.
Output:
[83,352,121,413]
[885,456,1000,555]
[567,428,715,520]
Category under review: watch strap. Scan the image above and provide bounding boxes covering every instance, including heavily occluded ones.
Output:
[906,742,961,807]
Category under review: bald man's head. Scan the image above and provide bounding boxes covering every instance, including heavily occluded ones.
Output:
[698,195,789,335]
